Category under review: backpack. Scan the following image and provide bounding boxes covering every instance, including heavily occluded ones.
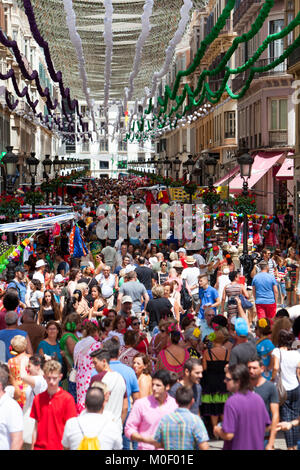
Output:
[180,279,192,311]
[77,419,101,450]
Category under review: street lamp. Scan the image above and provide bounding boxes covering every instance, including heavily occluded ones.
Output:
[2,146,19,246]
[157,157,163,176]
[27,152,40,214]
[2,146,19,195]
[183,154,195,180]
[53,155,61,205]
[183,155,196,204]
[173,155,182,181]
[204,153,217,229]
[162,155,172,178]
[42,154,52,205]
[237,151,254,281]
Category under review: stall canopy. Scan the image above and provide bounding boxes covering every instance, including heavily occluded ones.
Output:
[275,157,294,180]
[229,151,284,192]
[214,165,240,187]
[0,213,76,233]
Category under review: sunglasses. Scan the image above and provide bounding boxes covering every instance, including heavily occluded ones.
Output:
[224,376,234,382]
[161,264,167,266]
[160,329,166,333]
[132,322,140,326]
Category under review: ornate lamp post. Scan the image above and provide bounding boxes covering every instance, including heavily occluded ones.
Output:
[204,153,218,229]
[42,154,52,205]
[237,151,254,281]
[173,155,182,181]
[26,152,40,215]
[162,155,172,179]
[2,146,19,246]
[53,155,61,205]
[2,146,19,195]
[183,155,195,204]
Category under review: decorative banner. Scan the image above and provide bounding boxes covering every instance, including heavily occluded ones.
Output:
[103,0,114,127]
[142,0,193,108]
[128,0,300,140]
[62,0,97,135]
[124,0,154,109]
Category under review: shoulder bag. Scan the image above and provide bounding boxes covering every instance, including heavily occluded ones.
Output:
[276,349,287,406]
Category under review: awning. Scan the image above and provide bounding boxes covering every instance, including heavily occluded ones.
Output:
[229,151,284,192]
[275,157,294,180]
[214,165,240,187]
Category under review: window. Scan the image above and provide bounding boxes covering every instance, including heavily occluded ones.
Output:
[269,20,284,60]
[224,111,236,138]
[99,139,108,152]
[270,99,287,130]
[99,161,109,169]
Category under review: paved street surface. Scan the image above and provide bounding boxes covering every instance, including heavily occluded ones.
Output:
[208,431,287,450]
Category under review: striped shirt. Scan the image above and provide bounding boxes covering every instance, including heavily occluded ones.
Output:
[154,408,209,450]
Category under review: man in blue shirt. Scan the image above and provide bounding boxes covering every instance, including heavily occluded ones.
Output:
[197,274,220,320]
[0,311,33,361]
[252,261,278,323]
[7,266,27,306]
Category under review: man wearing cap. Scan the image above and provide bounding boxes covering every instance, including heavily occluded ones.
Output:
[252,261,278,323]
[182,257,201,310]
[7,266,27,306]
[119,296,134,319]
[33,259,46,291]
[117,271,149,318]
[229,317,256,367]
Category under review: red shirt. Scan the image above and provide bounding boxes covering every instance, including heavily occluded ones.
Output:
[30,388,77,450]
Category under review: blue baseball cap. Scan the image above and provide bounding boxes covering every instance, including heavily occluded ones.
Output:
[235,318,249,337]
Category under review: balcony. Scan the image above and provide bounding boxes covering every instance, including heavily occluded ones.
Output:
[231,58,288,93]
[288,45,300,70]
[233,0,263,28]
[269,130,288,147]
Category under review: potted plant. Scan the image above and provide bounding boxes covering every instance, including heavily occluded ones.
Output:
[233,192,256,215]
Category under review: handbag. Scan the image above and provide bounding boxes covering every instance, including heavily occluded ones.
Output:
[239,294,253,310]
[276,350,287,406]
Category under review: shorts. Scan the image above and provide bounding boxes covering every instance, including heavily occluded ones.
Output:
[256,303,277,321]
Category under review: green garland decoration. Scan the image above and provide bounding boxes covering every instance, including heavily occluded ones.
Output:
[126,0,300,141]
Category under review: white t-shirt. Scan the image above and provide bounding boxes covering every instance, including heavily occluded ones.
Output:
[96,274,115,298]
[32,270,45,285]
[101,371,126,431]
[182,267,201,294]
[217,274,231,299]
[272,348,300,391]
[23,375,48,444]
[0,393,24,450]
[30,290,44,309]
[62,411,123,450]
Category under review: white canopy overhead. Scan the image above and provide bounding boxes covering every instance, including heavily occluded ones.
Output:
[17,0,206,102]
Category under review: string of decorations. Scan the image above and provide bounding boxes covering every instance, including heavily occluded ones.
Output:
[127,0,300,141]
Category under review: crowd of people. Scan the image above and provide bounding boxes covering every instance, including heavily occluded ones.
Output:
[0,176,299,451]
